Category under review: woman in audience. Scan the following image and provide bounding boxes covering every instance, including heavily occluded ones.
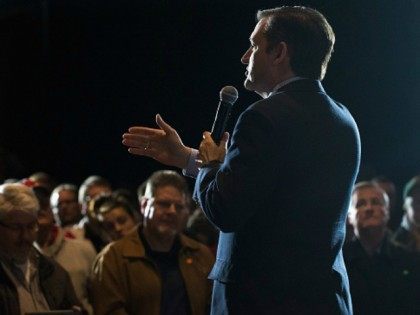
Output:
[96,196,139,241]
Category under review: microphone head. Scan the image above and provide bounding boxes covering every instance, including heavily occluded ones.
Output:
[220,86,239,104]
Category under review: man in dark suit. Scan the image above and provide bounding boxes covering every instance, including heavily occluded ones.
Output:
[345,181,420,314]
[123,6,360,314]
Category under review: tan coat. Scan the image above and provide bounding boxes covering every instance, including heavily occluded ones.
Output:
[91,228,215,315]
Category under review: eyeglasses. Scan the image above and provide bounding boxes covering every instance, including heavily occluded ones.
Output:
[152,199,187,213]
[56,199,78,208]
[0,221,39,233]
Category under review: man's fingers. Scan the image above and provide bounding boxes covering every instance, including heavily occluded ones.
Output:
[122,135,149,147]
[122,130,166,146]
[128,147,158,158]
[219,132,230,148]
[127,126,162,135]
[123,133,151,142]
[155,114,174,134]
[202,131,212,140]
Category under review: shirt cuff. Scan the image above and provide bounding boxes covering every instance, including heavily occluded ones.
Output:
[182,148,200,178]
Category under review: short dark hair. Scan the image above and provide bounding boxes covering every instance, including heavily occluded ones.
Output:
[98,197,136,219]
[143,170,189,198]
[257,6,335,80]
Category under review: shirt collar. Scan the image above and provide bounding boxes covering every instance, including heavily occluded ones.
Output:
[267,76,305,98]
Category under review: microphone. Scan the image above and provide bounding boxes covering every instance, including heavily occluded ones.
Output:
[211,86,239,144]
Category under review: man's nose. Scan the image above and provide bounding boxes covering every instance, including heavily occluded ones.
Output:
[363,205,374,214]
[166,203,177,214]
[241,48,251,64]
[20,228,35,242]
[115,223,123,232]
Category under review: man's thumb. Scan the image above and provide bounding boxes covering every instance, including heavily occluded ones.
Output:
[156,114,173,133]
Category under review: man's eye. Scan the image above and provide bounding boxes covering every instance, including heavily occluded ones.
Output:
[355,200,365,208]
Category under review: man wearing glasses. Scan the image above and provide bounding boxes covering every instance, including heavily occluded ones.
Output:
[91,170,214,315]
[0,183,81,314]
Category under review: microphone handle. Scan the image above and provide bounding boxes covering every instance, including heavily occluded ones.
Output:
[211,100,232,144]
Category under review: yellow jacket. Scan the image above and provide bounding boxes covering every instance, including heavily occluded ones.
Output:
[91,228,214,315]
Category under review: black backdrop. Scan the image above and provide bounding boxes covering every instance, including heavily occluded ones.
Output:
[0,0,419,192]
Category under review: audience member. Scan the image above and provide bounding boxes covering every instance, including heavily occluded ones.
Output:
[372,175,401,230]
[393,175,420,252]
[0,183,82,314]
[96,196,138,241]
[91,170,214,315]
[33,186,96,314]
[77,175,113,252]
[29,171,57,193]
[112,188,140,214]
[186,207,219,255]
[50,183,83,230]
[345,181,420,314]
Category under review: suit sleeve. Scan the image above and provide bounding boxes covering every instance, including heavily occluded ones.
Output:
[195,108,289,232]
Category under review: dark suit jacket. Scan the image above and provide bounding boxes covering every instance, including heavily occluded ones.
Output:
[195,79,360,314]
[344,235,420,315]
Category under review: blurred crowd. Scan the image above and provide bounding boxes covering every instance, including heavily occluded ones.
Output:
[0,170,419,314]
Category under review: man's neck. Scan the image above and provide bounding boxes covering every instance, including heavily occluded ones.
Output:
[260,74,303,99]
[36,226,53,247]
[142,228,176,252]
[357,227,386,256]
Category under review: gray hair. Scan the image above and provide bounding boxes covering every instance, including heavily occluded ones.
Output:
[78,175,111,204]
[351,181,390,208]
[0,183,39,221]
[50,183,78,207]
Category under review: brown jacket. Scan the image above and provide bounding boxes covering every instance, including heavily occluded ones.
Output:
[91,228,214,315]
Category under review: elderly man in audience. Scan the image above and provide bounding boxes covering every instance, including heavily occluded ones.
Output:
[91,170,214,315]
[34,186,96,314]
[50,184,83,228]
[372,175,401,231]
[345,181,420,315]
[393,175,420,252]
[77,175,113,252]
[0,183,82,314]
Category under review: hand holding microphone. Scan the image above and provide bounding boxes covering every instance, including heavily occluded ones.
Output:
[211,85,239,144]
[123,85,238,169]
[199,85,238,165]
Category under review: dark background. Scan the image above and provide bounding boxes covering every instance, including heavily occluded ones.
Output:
[0,0,419,193]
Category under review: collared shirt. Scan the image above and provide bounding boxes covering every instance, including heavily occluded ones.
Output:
[267,76,305,98]
[0,250,50,315]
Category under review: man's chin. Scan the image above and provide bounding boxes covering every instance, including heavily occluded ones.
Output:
[156,225,178,238]
[244,79,254,91]
[359,222,385,231]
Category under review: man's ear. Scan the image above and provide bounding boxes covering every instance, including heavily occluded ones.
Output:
[272,41,289,65]
[402,197,411,212]
[140,197,149,216]
[347,208,356,227]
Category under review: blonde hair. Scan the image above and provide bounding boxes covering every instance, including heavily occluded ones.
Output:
[0,183,39,221]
